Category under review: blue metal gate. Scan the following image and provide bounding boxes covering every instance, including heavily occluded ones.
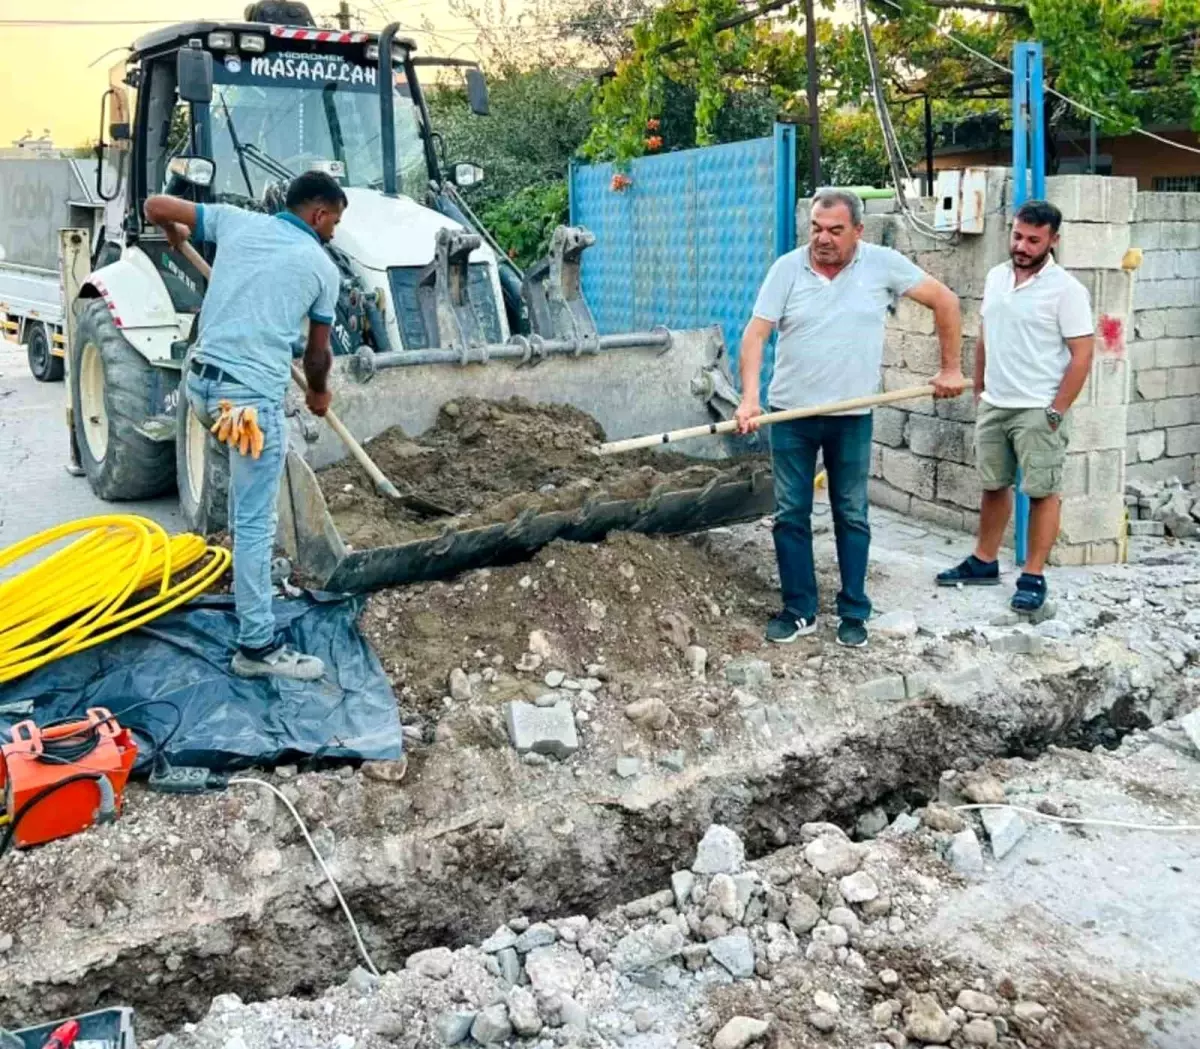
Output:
[569,125,797,394]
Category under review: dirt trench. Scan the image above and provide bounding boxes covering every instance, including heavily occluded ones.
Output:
[0,655,1187,1038]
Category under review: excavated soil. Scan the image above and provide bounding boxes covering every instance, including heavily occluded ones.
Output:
[317,397,765,549]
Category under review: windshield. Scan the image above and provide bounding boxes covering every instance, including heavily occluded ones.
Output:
[207,51,429,201]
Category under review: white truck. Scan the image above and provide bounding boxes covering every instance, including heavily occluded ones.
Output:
[0,157,112,381]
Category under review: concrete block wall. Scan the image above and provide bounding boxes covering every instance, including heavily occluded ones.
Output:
[1126,192,1200,485]
[810,170,1135,565]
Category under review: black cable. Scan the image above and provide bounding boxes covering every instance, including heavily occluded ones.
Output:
[0,774,105,861]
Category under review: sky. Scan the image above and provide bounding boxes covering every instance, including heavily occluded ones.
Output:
[0,0,512,147]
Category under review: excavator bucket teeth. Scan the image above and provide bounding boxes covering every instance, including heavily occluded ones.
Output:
[277,327,774,592]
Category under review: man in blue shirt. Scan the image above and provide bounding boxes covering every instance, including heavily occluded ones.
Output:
[145,172,345,680]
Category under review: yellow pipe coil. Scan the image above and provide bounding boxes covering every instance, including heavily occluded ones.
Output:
[0,515,231,684]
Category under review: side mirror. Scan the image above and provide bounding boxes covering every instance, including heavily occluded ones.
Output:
[453,162,485,188]
[176,46,214,104]
[110,122,132,142]
[167,156,216,188]
[465,67,489,116]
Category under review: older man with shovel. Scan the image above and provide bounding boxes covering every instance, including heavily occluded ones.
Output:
[737,189,965,648]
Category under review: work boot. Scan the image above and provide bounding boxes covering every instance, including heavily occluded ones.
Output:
[232,643,325,681]
[936,554,1000,587]
[766,611,817,644]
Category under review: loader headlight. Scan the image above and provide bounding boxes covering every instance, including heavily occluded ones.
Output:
[240,33,267,52]
[207,31,235,49]
[365,43,379,61]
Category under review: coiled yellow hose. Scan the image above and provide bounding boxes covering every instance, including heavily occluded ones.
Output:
[0,515,231,684]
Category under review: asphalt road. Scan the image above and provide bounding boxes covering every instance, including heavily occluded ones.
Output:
[0,343,183,554]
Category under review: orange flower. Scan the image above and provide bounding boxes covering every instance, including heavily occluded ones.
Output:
[645,135,663,151]
[610,173,633,192]
[646,118,661,131]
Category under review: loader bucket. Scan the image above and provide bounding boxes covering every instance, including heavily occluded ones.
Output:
[277,326,776,592]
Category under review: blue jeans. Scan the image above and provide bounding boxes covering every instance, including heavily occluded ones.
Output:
[769,412,873,622]
[185,370,286,650]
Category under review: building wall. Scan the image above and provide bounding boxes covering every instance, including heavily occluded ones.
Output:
[820,170,1135,565]
[933,130,1200,191]
[1126,192,1200,484]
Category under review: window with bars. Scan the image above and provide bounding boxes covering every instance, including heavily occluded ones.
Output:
[1152,175,1200,192]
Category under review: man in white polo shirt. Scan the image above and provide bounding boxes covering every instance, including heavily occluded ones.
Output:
[937,200,1095,613]
[737,188,964,649]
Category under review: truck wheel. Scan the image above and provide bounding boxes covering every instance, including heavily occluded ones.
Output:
[176,383,229,534]
[27,322,63,382]
[70,299,176,500]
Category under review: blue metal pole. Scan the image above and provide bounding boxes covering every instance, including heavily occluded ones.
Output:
[1011,41,1044,567]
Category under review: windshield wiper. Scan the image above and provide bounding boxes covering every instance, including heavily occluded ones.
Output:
[240,143,295,184]
[218,91,256,197]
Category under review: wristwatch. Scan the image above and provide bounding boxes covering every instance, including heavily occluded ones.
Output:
[1045,407,1064,430]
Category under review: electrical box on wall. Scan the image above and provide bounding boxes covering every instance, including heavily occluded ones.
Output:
[932,168,987,234]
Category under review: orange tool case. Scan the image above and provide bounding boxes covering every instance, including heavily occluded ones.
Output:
[0,708,138,849]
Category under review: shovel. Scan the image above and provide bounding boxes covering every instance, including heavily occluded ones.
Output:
[177,241,451,518]
[596,385,936,455]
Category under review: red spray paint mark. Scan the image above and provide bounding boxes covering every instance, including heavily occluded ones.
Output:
[1098,314,1124,356]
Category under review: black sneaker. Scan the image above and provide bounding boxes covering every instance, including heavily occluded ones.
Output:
[766,612,817,644]
[1010,572,1047,613]
[936,555,1001,587]
[836,618,869,648]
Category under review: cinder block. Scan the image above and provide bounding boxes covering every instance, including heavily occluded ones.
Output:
[1059,493,1125,545]
[906,415,973,464]
[1165,308,1200,338]
[1085,356,1129,406]
[1044,175,1137,225]
[1169,366,1200,396]
[1127,455,1197,486]
[1135,368,1169,401]
[1062,452,1088,497]
[1176,250,1200,278]
[1135,429,1167,462]
[1135,309,1169,341]
[898,333,943,374]
[1135,193,1189,222]
[1086,540,1121,565]
[1070,268,1134,317]
[935,460,982,509]
[868,478,912,515]
[873,406,907,448]
[1154,398,1197,429]
[1159,223,1200,250]
[1126,434,1141,466]
[1167,424,1200,456]
[870,441,884,479]
[960,298,983,340]
[893,297,935,335]
[1131,221,1163,251]
[1048,542,1088,567]
[1056,222,1131,270]
[909,498,966,532]
[1087,449,1125,494]
[1066,405,1128,452]
[1133,278,1197,311]
[1155,337,1200,368]
[881,447,936,501]
[1126,400,1156,433]
[882,368,936,414]
[934,395,978,424]
[1134,249,1180,281]
[1128,340,1157,373]
[882,330,905,369]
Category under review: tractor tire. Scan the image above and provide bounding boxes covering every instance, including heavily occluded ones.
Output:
[70,299,176,501]
[176,375,229,535]
[27,322,63,382]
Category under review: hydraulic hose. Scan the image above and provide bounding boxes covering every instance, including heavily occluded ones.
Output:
[0,515,231,684]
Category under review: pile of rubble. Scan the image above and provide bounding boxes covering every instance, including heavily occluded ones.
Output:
[150,817,1058,1049]
[1125,479,1200,539]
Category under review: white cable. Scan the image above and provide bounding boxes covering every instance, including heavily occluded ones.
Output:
[230,776,381,977]
[955,802,1200,833]
[876,0,1200,158]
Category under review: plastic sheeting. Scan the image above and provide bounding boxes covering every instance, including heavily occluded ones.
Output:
[0,593,402,772]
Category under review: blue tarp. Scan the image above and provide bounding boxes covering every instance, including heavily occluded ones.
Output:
[0,593,402,772]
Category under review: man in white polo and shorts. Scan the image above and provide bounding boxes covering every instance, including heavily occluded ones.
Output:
[937,199,1095,613]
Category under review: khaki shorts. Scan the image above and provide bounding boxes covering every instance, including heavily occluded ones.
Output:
[975,402,1070,499]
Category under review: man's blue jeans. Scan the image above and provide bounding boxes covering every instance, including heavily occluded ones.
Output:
[185,370,286,650]
[769,412,874,622]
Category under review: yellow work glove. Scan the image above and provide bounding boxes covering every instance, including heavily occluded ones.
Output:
[209,400,265,460]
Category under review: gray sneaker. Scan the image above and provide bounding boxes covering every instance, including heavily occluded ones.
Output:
[232,645,325,681]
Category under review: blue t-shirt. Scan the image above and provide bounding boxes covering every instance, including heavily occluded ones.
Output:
[192,204,340,403]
